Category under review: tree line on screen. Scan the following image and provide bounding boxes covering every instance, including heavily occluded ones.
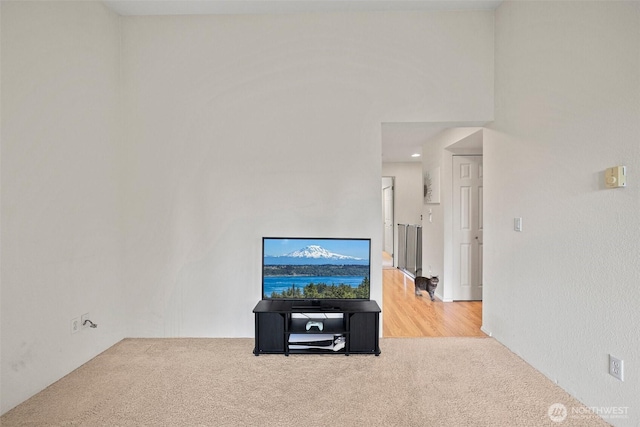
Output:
[263,264,368,277]
[269,277,370,299]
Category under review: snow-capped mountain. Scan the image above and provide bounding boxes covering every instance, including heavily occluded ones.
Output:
[264,244,368,266]
[284,245,362,261]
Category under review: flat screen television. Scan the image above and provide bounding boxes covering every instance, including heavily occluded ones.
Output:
[262,237,371,304]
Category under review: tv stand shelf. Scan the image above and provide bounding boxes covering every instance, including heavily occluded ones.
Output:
[289,318,345,334]
[253,300,381,356]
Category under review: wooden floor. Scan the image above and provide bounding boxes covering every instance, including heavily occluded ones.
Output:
[382,267,486,337]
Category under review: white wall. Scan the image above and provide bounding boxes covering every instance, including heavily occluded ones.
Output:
[119,10,494,338]
[0,1,124,414]
[381,162,423,263]
[485,2,640,424]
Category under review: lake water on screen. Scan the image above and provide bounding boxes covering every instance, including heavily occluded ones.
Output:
[263,276,364,296]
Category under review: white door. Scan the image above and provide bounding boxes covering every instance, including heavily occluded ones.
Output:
[382,184,394,256]
[452,155,483,300]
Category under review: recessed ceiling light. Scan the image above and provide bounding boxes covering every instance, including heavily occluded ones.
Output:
[411,153,421,158]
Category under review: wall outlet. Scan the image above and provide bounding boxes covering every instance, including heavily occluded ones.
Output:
[71,317,80,334]
[609,355,624,381]
[81,313,90,329]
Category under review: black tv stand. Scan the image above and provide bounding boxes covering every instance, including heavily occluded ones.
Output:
[253,300,381,356]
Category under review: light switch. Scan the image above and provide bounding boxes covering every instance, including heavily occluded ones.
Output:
[514,217,522,232]
[605,166,626,188]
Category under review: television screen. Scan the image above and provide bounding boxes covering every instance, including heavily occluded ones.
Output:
[262,237,371,301]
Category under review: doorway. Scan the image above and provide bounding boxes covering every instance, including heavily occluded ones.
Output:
[452,155,483,301]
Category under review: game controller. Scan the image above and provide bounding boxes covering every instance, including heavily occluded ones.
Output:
[305,320,324,331]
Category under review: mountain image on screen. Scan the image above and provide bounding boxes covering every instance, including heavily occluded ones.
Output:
[265,245,368,266]
[287,245,360,259]
[262,239,371,300]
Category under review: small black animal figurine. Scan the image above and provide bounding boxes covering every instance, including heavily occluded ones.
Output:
[414,276,439,301]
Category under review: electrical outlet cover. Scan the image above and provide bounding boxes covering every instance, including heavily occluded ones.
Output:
[609,355,624,381]
[71,318,80,334]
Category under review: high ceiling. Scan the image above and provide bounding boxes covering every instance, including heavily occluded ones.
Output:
[104,0,497,162]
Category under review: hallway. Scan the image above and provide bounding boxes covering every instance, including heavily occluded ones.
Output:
[382,266,486,337]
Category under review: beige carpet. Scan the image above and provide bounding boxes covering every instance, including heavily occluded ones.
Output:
[1,338,610,427]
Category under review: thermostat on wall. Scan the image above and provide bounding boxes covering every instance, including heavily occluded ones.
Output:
[605,166,626,188]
